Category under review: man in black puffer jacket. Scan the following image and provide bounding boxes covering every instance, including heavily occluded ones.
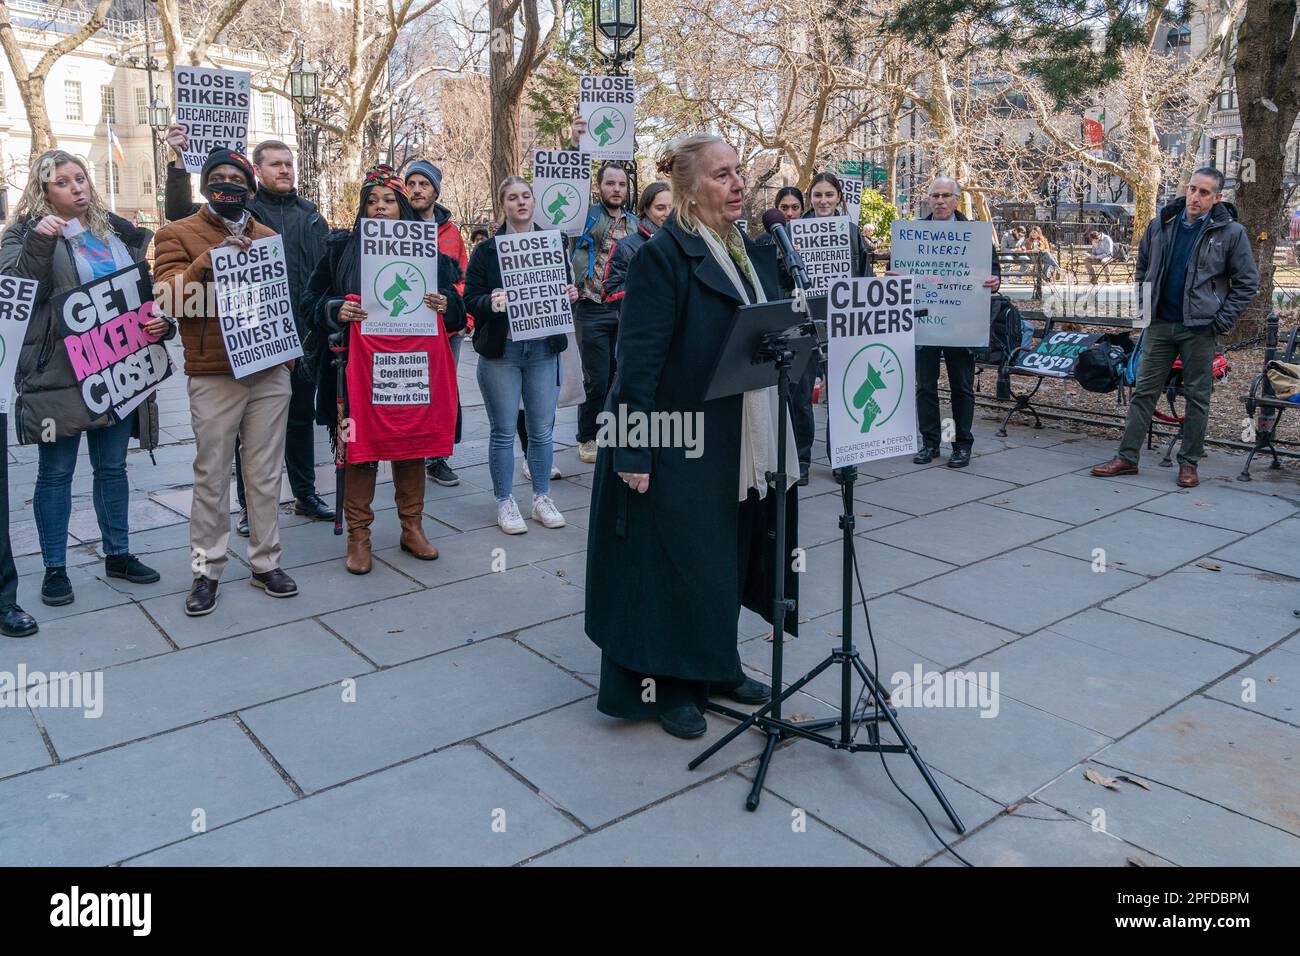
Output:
[164,128,333,524]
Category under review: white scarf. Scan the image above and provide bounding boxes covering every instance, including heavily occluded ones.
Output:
[695,223,798,502]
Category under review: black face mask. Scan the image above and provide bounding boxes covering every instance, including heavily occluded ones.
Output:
[205,181,249,221]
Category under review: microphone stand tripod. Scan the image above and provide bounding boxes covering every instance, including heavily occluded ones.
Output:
[690,258,965,833]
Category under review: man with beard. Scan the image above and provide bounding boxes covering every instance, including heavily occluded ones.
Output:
[405,160,469,486]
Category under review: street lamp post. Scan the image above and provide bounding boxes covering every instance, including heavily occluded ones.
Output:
[288,42,321,206]
[592,0,641,203]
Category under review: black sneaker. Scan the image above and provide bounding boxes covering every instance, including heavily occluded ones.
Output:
[41,568,73,607]
[948,447,972,469]
[426,458,460,487]
[105,553,161,584]
[913,446,940,465]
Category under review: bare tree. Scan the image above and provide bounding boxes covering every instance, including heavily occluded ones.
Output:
[0,0,115,165]
[1233,0,1300,328]
[156,0,251,72]
[487,0,562,211]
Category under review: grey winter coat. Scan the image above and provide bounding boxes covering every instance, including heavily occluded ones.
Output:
[0,213,170,445]
[1135,196,1259,334]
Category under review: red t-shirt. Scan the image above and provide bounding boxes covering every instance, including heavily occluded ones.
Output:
[345,322,457,463]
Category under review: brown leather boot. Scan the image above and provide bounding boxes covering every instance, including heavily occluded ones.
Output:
[344,463,377,574]
[1091,456,1139,477]
[392,459,439,560]
[1177,464,1199,487]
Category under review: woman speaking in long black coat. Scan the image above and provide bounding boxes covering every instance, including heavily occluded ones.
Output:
[585,134,800,740]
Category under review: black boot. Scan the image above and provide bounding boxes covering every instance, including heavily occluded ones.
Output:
[659,705,707,739]
[0,604,38,638]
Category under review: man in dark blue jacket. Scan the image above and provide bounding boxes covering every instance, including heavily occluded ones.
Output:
[164,128,333,525]
[1092,167,1258,488]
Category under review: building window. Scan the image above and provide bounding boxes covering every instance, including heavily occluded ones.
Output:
[101,85,116,123]
[1216,74,1237,112]
[261,93,276,130]
[141,164,153,198]
[1165,25,1192,52]
[1213,136,1239,178]
[135,87,148,125]
[65,81,83,121]
[103,162,120,196]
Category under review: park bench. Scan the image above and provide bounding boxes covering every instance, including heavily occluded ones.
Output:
[1239,312,1295,481]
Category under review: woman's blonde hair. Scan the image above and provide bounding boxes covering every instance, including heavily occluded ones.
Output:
[12,151,114,242]
[497,175,532,211]
[655,133,727,232]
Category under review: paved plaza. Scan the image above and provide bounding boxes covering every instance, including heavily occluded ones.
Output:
[1,339,1298,867]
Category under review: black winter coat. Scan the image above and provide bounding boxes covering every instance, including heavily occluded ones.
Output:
[165,163,328,335]
[300,232,467,428]
[464,225,570,359]
[585,213,800,680]
[601,222,655,312]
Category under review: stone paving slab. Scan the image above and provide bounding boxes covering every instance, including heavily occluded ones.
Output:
[967,616,1245,738]
[529,774,884,866]
[1103,560,1299,653]
[843,594,1018,669]
[128,745,582,867]
[797,539,954,620]
[855,469,1016,516]
[1034,760,1300,867]
[1204,646,1300,727]
[480,699,794,830]
[372,521,587,591]
[320,566,585,666]
[87,545,251,599]
[881,685,1112,806]
[142,556,420,649]
[986,473,1165,524]
[961,445,1101,485]
[0,719,293,866]
[904,547,1145,635]
[0,603,172,677]
[37,620,372,759]
[865,502,1071,566]
[1209,516,1300,578]
[1033,509,1243,577]
[1094,697,1300,837]
[511,614,599,685]
[0,693,51,779]
[1136,486,1299,533]
[744,744,1003,866]
[240,639,590,793]
[796,491,910,547]
[926,800,1172,867]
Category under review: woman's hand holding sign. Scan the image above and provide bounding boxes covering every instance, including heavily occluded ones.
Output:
[423,292,447,314]
[34,215,67,237]
[339,294,367,323]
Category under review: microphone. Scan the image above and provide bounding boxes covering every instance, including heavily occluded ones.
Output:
[761,209,810,292]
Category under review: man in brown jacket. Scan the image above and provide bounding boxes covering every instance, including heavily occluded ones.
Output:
[153,148,298,616]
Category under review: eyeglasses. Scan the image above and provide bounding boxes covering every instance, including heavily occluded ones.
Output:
[929,192,956,200]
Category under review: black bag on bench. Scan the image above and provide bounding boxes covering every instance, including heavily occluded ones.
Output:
[974,294,1024,366]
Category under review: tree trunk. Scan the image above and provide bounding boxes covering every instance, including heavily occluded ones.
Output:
[19,80,56,165]
[1233,0,1299,336]
[489,0,523,216]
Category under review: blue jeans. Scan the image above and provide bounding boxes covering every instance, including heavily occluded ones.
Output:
[477,339,560,500]
[34,418,133,568]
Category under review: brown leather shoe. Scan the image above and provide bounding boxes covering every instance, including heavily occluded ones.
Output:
[393,459,439,560]
[344,462,377,575]
[1177,464,1199,488]
[1091,456,1139,477]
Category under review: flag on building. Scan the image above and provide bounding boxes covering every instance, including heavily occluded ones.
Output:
[107,122,125,164]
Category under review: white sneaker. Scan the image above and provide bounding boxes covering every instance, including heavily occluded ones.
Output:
[523,459,563,480]
[496,497,528,535]
[531,494,566,529]
[578,441,598,464]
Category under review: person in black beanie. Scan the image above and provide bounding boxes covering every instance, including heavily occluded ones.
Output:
[163,127,333,531]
